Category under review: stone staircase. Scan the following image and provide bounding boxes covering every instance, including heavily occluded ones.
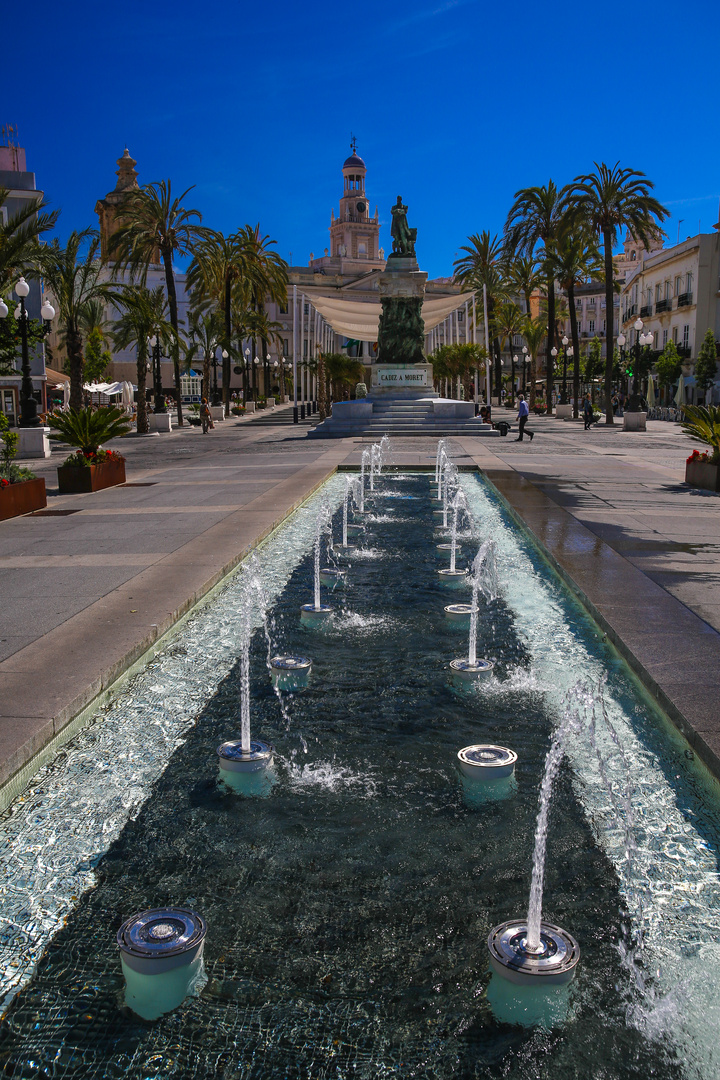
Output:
[307,398,499,438]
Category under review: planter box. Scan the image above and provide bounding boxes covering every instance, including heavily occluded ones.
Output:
[266,397,275,407]
[244,402,256,413]
[148,413,172,432]
[0,477,47,521]
[555,404,573,419]
[209,406,224,422]
[623,411,647,432]
[685,459,720,492]
[57,458,126,494]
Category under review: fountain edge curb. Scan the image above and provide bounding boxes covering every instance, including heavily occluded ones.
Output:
[476,466,720,784]
[0,461,347,814]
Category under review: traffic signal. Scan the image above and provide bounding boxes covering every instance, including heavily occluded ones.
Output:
[625,367,633,377]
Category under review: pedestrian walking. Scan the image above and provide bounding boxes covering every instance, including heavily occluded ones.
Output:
[583,394,594,430]
[514,393,534,441]
[200,397,213,434]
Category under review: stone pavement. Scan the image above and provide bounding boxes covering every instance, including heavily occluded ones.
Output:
[1,411,719,800]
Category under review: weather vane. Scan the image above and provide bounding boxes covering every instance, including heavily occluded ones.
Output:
[350,132,357,154]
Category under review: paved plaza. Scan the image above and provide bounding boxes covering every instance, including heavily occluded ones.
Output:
[1,413,719,796]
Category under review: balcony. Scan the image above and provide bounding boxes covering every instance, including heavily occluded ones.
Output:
[640,304,652,318]
[624,304,637,320]
[655,298,672,314]
[677,292,693,307]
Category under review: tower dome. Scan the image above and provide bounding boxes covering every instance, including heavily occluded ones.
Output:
[343,152,366,169]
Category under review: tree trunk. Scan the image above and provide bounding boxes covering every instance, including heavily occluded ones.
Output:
[67,321,84,411]
[568,282,580,419]
[546,275,555,414]
[603,226,615,424]
[162,246,183,426]
[203,353,211,406]
[136,342,149,434]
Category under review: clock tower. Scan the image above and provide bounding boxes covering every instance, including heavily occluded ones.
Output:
[310,139,385,274]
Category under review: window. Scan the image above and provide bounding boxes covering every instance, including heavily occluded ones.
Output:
[646,288,652,307]
[663,328,668,346]
[675,276,682,295]
[589,319,595,334]
[683,325,690,349]
[630,250,636,260]
[457,310,464,323]
[654,332,659,348]
[358,242,367,255]
[304,303,309,316]
[655,283,662,303]
[686,272,693,293]
[673,326,678,344]
[632,284,638,303]
[283,338,289,356]
[303,339,308,358]
[586,297,595,308]
[665,281,671,300]
[279,302,288,315]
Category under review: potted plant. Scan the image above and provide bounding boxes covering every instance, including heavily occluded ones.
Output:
[256,396,267,410]
[48,407,132,493]
[681,405,720,492]
[683,408,720,489]
[0,415,46,520]
[355,382,368,399]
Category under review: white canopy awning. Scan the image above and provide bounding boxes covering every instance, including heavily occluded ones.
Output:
[309,292,471,342]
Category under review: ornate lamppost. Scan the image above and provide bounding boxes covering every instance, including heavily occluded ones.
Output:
[254,355,260,402]
[219,349,228,406]
[243,347,250,404]
[0,279,55,425]
[550,346,558,412]
[148,334,166,413]
[521,345,528,394]
[560,335,569,404]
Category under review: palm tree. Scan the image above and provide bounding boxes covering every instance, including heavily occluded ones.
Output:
[565,162,668,423]
[506,254,543,320]
[236,224,288,404]
[38,230,116,409]
[187,230,247,411]
[453,231,508,400]
[504,181,566,413]
[110,180,209,426]
[544,231,604,417]
[521,316,546,408]
[493,301,525,406]
[0,188,59,295]
[112,285,173,434]
[186,309,222,403]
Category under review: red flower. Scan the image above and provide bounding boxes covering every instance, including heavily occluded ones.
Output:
[0,478,9,487]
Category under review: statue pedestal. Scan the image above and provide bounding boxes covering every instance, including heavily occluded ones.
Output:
[377,255,428,366]
[370,364,434,398]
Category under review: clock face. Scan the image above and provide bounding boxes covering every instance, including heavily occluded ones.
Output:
[356,200,366,213]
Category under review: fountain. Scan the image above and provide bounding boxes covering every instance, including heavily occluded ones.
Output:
[457,745,518,805]
[486,703,581,1026]
[117,907,207,1021]
[300,502,333,624]
[449,540,496,683]
[333,476,357,558]
[434,438,448,490]
[218,573,275,790]
[436,488,469,588]
[269,654,313,692]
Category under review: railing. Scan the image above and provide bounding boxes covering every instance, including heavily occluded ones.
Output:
[677,292,693,307]
[655,298,672,314]
[624,304,637,320]
[640,304,652,318]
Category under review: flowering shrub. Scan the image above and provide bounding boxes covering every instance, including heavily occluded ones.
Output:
[0,415,36,485]
[62,448,126,468]
[686,449,711,465]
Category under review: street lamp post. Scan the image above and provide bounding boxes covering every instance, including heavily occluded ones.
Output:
[561,335,569,405]
[243,347,250,404]
[219,350,228,406]
[254,356,260,402]
[632,317,643,400]
[521,345,528,394]
[2,278,55,426]
[148,334,167,413]
[511,354,518,407]
[550,346,558,413]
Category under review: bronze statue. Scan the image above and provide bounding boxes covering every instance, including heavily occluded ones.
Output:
[390,196,417,257]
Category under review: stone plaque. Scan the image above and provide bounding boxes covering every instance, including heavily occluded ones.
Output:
[372,364,432,388]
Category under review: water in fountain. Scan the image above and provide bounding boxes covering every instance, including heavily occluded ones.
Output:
[441,461,458,527]
[468,539,497,665]
[525,697,583,951]
[435,438,448,489]
[239,572,268,753]
[342,476,352,546]
[360,448,370,504]
[312,501,331,610]
[449,488,467,573]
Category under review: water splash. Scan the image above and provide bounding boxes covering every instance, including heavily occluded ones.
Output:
[468,539,497,665]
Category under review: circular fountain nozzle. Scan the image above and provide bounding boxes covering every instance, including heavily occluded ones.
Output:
[457,743,515,777]
[488,920,580,986]
[450,659,494,683]
[444,603,478,624]
[319,567,347,587]
[300,603,333,624]
[217,739,274,773]
[270,654,312,691]
[117,907,206,974]
[436,568,469,588]
[436,542,462,559]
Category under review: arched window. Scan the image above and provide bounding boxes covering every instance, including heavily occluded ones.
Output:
[630,250,636,260]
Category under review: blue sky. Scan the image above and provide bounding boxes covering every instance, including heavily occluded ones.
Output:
[3,0,719,278]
